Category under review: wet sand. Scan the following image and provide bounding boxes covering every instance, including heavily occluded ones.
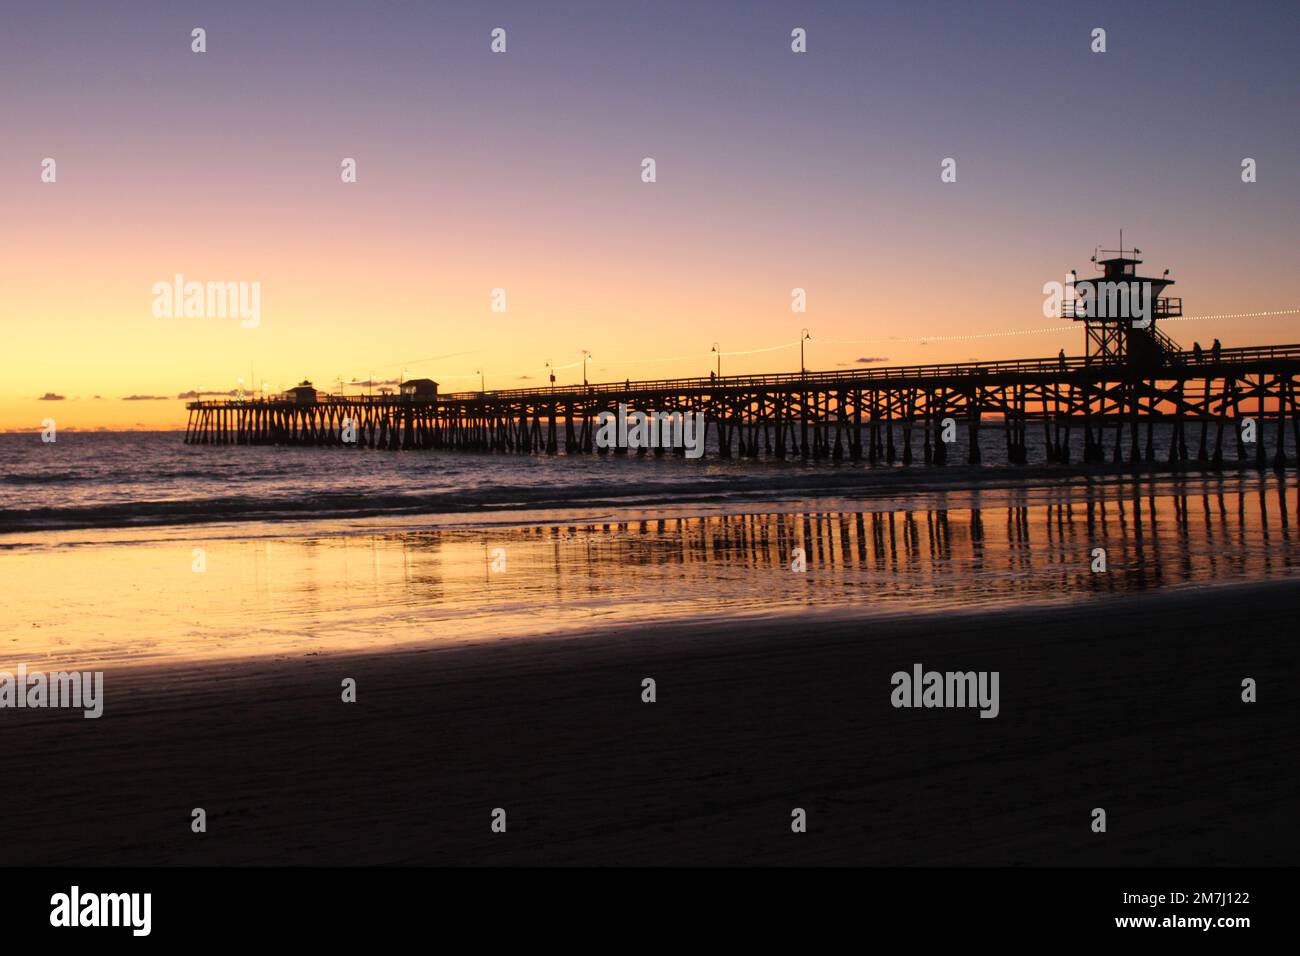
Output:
[6,475,1297,671]
[1,579,1295,866]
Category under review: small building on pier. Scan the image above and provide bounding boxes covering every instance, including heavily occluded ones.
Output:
[400,378,438,399]
[288,380,318,405]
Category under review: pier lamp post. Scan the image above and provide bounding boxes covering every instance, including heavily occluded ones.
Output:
[581,350,592,388]
[546,360,555,387]
[711,342,720,378]
[477,369,485,394]
[197,384,204,404]
[800,328,811,377]
[237,377,245,401]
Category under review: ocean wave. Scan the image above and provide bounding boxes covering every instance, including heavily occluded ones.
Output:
[0,465,1142,534]
[0,481,774,532]
[2,470,90,483]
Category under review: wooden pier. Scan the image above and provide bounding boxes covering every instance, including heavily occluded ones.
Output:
[185,344,1300,469]
[185,246,1300,469]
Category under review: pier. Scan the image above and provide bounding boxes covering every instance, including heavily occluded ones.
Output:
[184,247,1300,469]
[184,344,1300,468]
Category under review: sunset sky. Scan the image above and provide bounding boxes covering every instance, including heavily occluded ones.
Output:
[1,0,1297,430]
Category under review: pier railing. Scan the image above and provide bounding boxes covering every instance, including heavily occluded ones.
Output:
[185,344,1300,409]
[432,343,1300,403]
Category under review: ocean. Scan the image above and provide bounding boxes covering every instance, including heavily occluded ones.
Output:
[1,425,1289,532]
[2,431,1296,670]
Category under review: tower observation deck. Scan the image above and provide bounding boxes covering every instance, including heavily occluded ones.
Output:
[1063,242,1183,366]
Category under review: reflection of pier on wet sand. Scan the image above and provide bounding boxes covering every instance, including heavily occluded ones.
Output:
[6,475,1296,670]
[479,475,1297,616]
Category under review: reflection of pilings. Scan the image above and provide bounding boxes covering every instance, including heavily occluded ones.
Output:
[473,480,1292,606]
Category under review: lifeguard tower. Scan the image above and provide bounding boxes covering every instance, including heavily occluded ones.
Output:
[1064,240,1182,367]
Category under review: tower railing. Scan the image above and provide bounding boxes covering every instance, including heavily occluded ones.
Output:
[1061,296,1181,320]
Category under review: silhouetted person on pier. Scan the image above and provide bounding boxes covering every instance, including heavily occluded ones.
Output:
[1212,338,1222,362]
[710,370,716,383]
[1193,341,1203,363]
[1058,349,1066,370]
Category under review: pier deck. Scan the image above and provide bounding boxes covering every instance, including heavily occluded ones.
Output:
[185,345,1300,467]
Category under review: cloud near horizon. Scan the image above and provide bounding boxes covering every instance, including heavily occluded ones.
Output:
[37,392,65,401]
[175,389,239,399]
